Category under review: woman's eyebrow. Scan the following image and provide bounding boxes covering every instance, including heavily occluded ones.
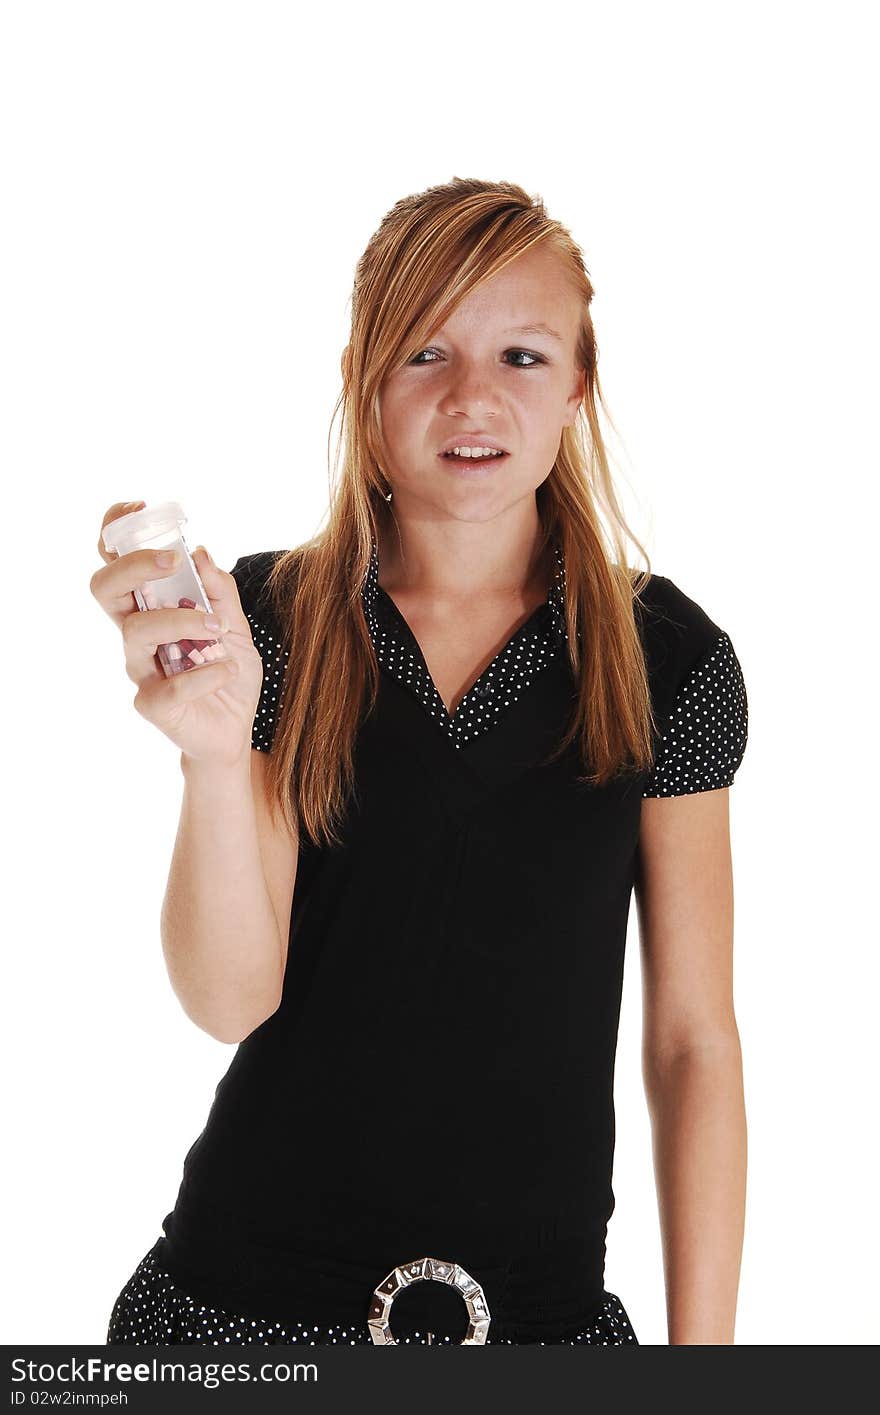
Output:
[506,322,563,341]
[429,321,564,345]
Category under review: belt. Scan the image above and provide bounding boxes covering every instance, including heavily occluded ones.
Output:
[158,1213,609,1343]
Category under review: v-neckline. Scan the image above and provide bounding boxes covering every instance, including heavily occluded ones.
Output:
[374,584,555,723]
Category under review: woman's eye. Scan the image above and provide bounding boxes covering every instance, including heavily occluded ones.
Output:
[506,349,544,368]
[408,349,545,368]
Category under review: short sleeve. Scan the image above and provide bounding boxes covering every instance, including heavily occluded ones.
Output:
[638,575,749,798]
[229,551,290,754]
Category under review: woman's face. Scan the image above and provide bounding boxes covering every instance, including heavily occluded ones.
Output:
[377,244,585,525]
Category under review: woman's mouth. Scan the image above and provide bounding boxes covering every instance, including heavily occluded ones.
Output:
[439,448,509,477]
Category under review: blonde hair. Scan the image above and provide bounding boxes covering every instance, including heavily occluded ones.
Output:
[262,176,657,849]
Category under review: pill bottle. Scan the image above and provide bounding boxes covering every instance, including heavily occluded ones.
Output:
[101,501,227,678]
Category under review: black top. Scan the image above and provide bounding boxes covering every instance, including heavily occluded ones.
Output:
[157,537,748,1341]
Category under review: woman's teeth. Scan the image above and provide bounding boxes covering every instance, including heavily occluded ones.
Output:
[443,447,506,459]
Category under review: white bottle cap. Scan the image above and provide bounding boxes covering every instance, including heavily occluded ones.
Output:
[102,501,186,556]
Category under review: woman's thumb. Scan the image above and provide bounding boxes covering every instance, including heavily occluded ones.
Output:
[194,544,219,575]
[193,546,248,627]
[194,545,231,602]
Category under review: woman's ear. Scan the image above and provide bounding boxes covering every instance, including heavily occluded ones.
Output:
[563,367,586,425]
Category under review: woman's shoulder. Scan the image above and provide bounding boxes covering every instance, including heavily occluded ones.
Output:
[633,570,730,689]
[229,549,288,615]
[632,569,749,795]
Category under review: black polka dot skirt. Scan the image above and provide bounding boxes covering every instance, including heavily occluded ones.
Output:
[106,1242,639,1346]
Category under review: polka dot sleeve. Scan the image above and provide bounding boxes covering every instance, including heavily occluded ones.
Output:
[230,553,290,754]
[642,630,748,796]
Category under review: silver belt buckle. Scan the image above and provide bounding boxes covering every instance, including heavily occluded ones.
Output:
[368,1256,491,1345]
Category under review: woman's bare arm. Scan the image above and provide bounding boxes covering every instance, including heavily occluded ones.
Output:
[161,747,299,1044]
[634,787,747,1344]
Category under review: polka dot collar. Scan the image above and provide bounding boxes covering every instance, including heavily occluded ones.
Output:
[360,535,568,749]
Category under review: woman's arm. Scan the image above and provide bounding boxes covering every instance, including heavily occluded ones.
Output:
[161,748,298,1044]
[634,787,747,1344]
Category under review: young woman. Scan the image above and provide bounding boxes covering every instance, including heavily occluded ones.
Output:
[94,177,748,1347]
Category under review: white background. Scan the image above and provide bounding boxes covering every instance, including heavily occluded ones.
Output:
[2,0,877,1346]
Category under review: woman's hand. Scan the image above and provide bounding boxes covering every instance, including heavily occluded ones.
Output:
[91,500,264,766]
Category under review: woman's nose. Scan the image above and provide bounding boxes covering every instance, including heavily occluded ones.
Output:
[439,371,501,417]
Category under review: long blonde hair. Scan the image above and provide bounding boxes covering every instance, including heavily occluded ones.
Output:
[262,176,657,850]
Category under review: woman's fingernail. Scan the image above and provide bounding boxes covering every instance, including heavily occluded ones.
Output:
[155,550,177,566]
